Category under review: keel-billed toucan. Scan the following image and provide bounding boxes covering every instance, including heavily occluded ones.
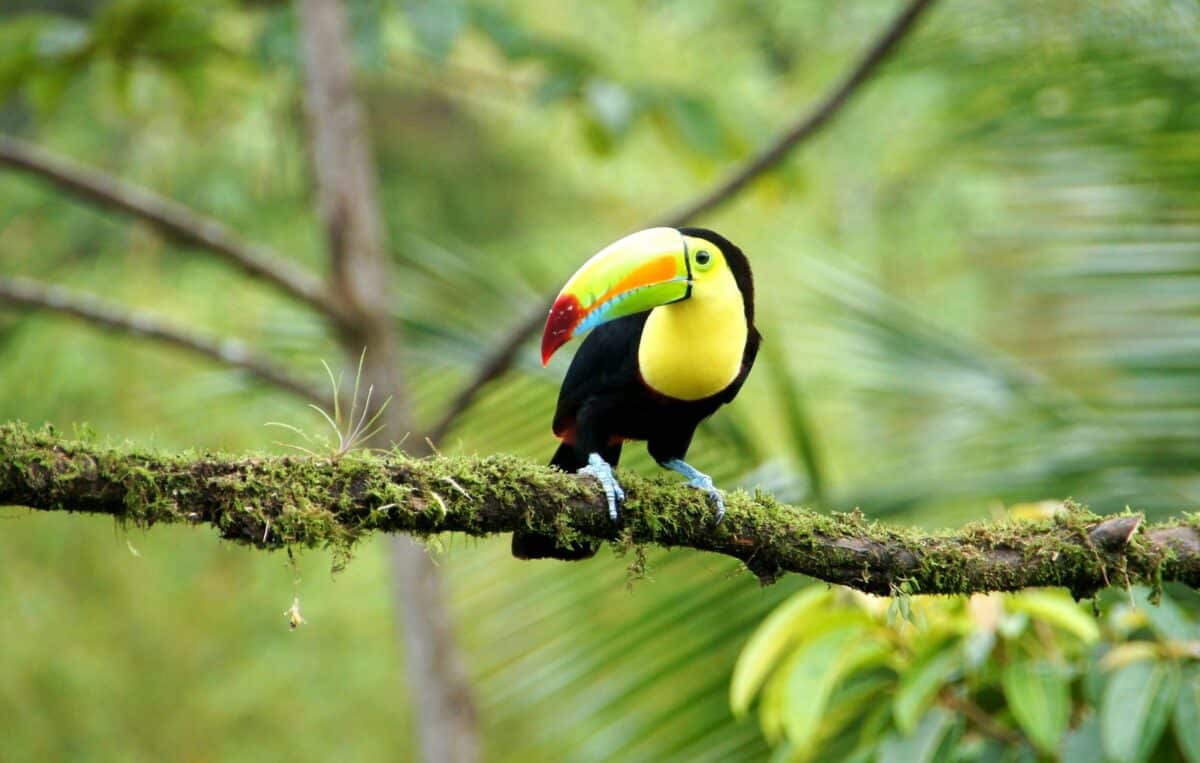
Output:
[512,227,760,560]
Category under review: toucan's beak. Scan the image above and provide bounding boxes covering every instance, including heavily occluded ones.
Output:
[541,227,692,366]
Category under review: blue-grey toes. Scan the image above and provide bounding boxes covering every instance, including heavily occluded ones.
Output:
[700,481,726,524]
[663,459,726,524]
[579,452,625,522]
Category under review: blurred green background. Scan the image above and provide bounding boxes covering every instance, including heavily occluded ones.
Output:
[2,0,1199,760]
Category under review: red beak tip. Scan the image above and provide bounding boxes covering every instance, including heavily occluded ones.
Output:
[541,294,583,366]
[540,335,565,366]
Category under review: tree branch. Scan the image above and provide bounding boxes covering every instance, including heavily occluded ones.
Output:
[0,135,345,323]
[0,276,330,406]
[427,0,937,441]
[4,422,1196,599]
[654,0,936,227]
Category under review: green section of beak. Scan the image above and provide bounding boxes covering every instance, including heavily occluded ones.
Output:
[542,227,692,364]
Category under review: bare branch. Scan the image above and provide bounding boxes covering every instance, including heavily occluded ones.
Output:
[3,422,1196,599]
[0,134,345,323]
[0,276,330,406]
[655,0,937,226]
[427,0,937,440]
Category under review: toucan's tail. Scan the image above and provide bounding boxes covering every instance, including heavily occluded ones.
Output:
[511,442,602,561]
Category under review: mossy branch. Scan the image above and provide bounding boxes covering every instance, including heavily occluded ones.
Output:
[2,422,1197,598]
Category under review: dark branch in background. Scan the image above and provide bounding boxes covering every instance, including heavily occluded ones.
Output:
[295,1,478,761]
[3,423,1196,599]
[0,276,330,406]
[426,0,938,441]
[653,0,937,226]
[0,135,345,324]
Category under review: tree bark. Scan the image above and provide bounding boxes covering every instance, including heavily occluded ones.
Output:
[4,423,1198,600]
[295,2,479,761]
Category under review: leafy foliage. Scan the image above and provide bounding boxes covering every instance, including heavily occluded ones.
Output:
[0,0,223,113]
[735,584,1200,762]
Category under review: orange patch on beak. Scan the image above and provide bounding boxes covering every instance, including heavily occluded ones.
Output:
[591,256,680,308]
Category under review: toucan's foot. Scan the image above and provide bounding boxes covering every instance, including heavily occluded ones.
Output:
[579,452,625,522]
[663,459,725,523]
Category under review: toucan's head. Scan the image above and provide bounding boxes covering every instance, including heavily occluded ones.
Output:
[541,227,754,365]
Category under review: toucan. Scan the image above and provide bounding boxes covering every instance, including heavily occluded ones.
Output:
[512,227,760,560]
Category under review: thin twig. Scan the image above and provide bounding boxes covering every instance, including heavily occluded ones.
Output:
[0,135,345,324]
[938,689,1026,746]
[426,0,937,441]
[0,276,330,405]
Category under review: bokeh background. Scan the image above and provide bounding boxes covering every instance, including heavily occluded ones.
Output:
[2,0,1199,760]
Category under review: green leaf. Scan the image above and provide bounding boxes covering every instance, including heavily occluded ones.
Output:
[1133,586,1199,642]
[1174,664,1200,763]
[466,5,528,59]
[1008,591,1100,644]
[1063,714,1104,763]
[877,708,956,763]
[730,587,831,717]
[818,670,894,748]
[402,0,465,62]
[767,741,796,763]
[659,92,726,156]
[467,5,589,72]
[893,647,959,734]
[780,624,869,748]
[532,71,582,105]
[1102,660,1180,763]
[349,0,388,70]
[1002,658,1071,754]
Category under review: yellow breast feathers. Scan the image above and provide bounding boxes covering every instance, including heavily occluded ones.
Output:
[637,266,747,401]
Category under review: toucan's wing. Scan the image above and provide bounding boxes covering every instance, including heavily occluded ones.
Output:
[552,312,648,437]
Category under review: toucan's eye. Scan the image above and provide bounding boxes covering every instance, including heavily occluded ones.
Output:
[695,250,712,268]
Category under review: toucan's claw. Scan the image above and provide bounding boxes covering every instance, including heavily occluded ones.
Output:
[579,453,624,522]
[706,486,727,524]
[663,459,725,524]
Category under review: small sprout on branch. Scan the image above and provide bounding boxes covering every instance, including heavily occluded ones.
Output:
[267,349,392,458]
